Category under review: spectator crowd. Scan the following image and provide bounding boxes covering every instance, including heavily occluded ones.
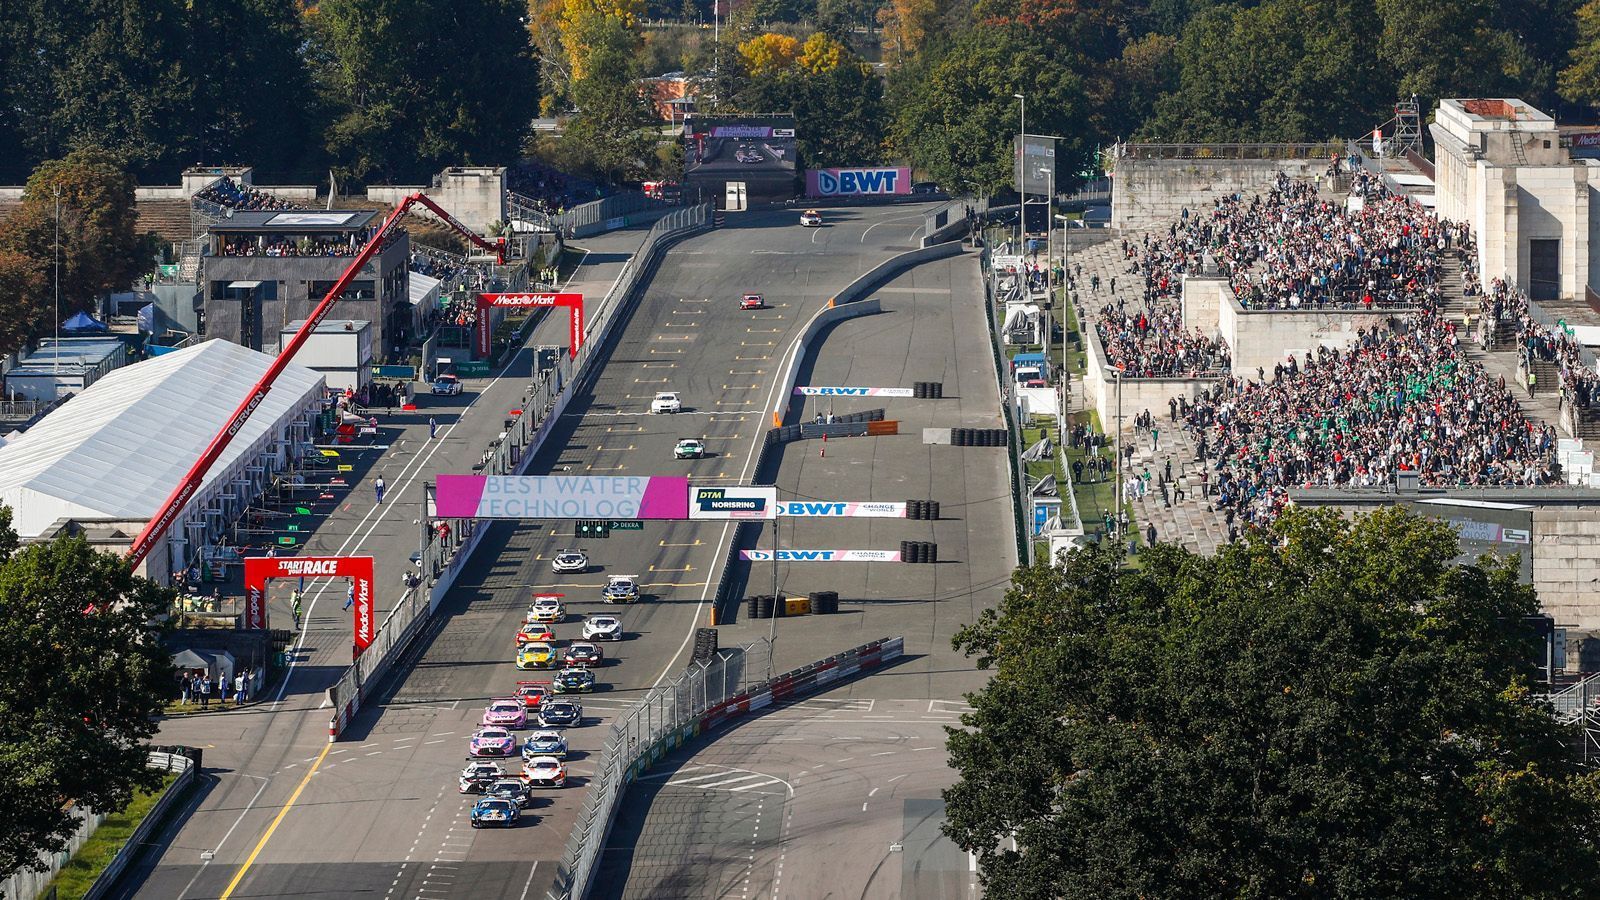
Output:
[1095,300,1231,377]
[196,176,303,212]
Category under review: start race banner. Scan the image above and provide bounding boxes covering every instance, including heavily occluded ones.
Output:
[794,386,916,397]
[475,293,584,359]
[243,555,376,654]
[741,549,902,562]
[777,501,906,518]
[435,475,690,520]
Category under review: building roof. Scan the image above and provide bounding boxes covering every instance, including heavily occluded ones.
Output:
[0,339,324,536]
[208,209,378,234]
[8,338,124,376]
[409,271,441,306]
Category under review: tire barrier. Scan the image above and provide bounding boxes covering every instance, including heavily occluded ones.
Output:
[693,627,719,662]
[912,381,945,399]
[808,590,840,614]
[900,540,937,564]
[950,427,1003,447]
[907,499,942,520]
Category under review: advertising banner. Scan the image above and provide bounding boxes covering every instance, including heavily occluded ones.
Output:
[794,386,916,397]
[688,485,778,520]
[475,293,584,359]
[805,167,912,197]
[242,555,376,653]
[435,475,690,520]
[1571,132,1600,158]
[741,549,902,562]
[684,115,799,205]
[1014,135,1057,197]
[777,501,907,517]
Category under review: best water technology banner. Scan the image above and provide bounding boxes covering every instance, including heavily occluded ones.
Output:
[434,475,690,519]
[805,167,912,197]
[741,549,903,561]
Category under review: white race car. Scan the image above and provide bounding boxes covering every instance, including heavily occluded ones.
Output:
[799,210,823,227]
[601,575,640,604]
[651,391,682,414]
[583,614,623,641]
[550,549,588,573]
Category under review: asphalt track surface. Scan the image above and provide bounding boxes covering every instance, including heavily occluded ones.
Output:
[593,250,1011,898]
[122,204,936,900]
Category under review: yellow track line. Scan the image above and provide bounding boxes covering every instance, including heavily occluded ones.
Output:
[218,741,332,899]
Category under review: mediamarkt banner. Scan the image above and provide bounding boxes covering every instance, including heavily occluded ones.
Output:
[241,555,376,653]
[741,549,902,561]
[805,167,912,197]
[777,501,906,517]
[794,386,916,397]
[689,485,778,520]
[435,475,690,519]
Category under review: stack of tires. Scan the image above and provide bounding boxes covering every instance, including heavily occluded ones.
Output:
[746,595,783,618]
[912,381,945,399]
[899,540,938,564]
[808,591,839,614]
[907,500,941,520]
[692,627,719,662]
[951,427,1007,447]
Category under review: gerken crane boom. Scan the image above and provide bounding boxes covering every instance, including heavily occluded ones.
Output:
[124,193,506,573]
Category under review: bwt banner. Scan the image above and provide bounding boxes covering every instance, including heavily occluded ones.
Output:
[689,485,778,520]
[778,501,906,518]
[742,549,902,562]
[806,167,911,197]
[435,475,690,520]
[794,386,916,397]
[242,555,376,654]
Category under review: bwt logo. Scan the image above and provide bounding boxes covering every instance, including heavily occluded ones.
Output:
[813,387,870,396]
[786,503,847,515]
[815,168,901,196]
[278,559,342,576]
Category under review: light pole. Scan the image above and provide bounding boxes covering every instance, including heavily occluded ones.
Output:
[1013,93,1025,254]
[53,186,61,374]
[1105,364,1125,541]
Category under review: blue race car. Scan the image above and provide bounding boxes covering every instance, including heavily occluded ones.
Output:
[470,797,520,828]
[522,729,569,761]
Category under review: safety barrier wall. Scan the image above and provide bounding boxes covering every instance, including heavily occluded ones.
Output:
[554,635,905,899]
[326,205,711,739]
[768,298,883,427]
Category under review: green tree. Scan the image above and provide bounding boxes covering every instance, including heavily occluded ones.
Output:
[1375,0,1553,114]
[0,251,49,358]
[308,0,539,183]
[0,505,175,881]
[1562,0,1600,105]
[946,507,1600,899]
[562,17,660,182]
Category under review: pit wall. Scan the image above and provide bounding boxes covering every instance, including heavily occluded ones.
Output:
[1111,158,1325,231]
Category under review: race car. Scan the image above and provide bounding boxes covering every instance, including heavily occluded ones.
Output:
[482,699,527,729]
[515,681,552,709]
[552,667,596,694]
[459,760,504,793]
[487,778,533,809]
[521,729,569,761]
[550,549,588,573]
[538,699,583,729]
[528,595,566,623]
[799,210,823,227]
[674,438,706,460]
[516,621,555,645]
[522,755,568,788]
[735,145,764,163]
[469,727,518,757]
[602,575,640,604]
[470,797,520,828]
[517,642,557,670]
[564,642,604,668]
[582,615,623,642]
[740,293,764,310]
[430,374,463,395]
[651,391,682,414]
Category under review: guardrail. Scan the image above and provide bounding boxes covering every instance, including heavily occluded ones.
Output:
[1115,142,1344,160]
[0,750,196,900]
[979,249,1032,563]
[325,204,712,740]
[552,635,905,899]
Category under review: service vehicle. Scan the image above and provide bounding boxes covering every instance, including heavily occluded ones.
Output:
[515,680,552,709]
[799,210,823,227]
[459,761,504,793]
[469,797,520,828]
[528,594,565,623]
[582,615,623,641]
[651,391,682,414]
[538,699,583,728]
[552,667,596,694]
[482,699,527,729]
[516,641,557,670]
[735,145,764,163]
[522,756,568,788]
[487,778,533,809]
[601,575,640,604]
[468,727,517,757]
[550,549,588,573]
[516,621,555,645]
[521,730,568,761]
[564,642,604,668]
[740,293,765,309]
[674,438,706,460]
[430,374,463,396]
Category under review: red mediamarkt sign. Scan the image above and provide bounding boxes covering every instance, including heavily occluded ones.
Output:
[242,555,377,653]
[475,293,584,360]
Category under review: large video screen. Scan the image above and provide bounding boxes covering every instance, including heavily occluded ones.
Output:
[683,115,799,205]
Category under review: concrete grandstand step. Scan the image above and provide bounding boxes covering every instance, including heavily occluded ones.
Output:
[135,198,197,243]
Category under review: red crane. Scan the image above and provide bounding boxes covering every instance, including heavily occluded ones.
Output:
[125,193,507,573]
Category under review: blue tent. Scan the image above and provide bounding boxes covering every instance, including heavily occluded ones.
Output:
[62,311,108,332]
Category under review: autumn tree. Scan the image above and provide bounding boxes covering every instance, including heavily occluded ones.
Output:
[739,33,803,75]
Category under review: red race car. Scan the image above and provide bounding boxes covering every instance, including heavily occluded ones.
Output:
[516,681,552,709]
[740,293,764,310]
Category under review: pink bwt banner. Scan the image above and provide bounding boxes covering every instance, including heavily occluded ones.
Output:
[804,167,912,197]
[740,549,902,562]
[434,475,690,520]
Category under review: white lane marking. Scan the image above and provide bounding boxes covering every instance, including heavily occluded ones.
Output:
[887,773,909,783]
[518,860,541,900]
[679,774,776,791]
[871,751,895,756]
[175,774,271,900]
[728,778,785,792]
[666,771,758,786]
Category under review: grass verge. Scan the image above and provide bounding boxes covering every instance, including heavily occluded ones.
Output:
[43,773,179,900]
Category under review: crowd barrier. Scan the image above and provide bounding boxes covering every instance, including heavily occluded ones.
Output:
[552,635,904,899]
[325,204,712,740]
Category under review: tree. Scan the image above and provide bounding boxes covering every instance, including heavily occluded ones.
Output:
[561,16,659,181]
[945,507,1600,899]
[1375,0,1551,115]
[1562,0,1600,106]
[739,33,803,75]
[0,506,175,881]
[0,149,159,343]
[0,251,48,358]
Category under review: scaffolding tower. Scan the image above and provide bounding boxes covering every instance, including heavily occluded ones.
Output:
[1390,97,1422,158]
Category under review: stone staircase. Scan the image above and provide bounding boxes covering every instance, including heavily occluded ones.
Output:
[135,199,196,243]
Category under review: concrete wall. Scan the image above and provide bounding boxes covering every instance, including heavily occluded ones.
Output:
[1111,158,1324,231]
[1181,275,1228,331]
[1081,312,1221,431]
[1532,505,1600,629]
[374,167,505,234]
[1218,287,1396,374]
